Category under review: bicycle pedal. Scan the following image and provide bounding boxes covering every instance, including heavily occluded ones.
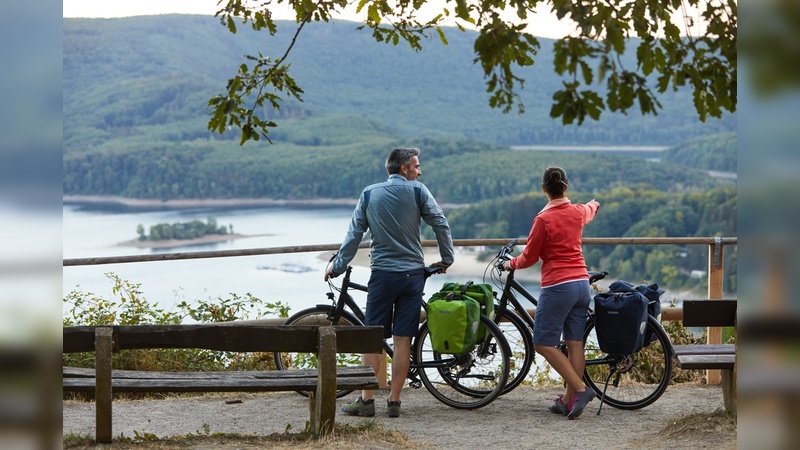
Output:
[409,380,422,389]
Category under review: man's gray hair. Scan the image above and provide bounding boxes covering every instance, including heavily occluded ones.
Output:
[386,147,421,174]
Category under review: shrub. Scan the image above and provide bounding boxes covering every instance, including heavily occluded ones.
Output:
[63,272,290,375]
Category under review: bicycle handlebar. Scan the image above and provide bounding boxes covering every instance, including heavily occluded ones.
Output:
[326,250,446,282]
[494,239,519,271]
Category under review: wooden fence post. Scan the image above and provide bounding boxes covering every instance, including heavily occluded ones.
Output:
[312,326,336,435]
[706,238,724,384]
[377,352,388,388]
[95,327,113,443]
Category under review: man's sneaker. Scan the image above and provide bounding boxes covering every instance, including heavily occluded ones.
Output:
[567,389,595,420]
[341,397,375,417]
[387,400,401,418]
[548,394,569,415]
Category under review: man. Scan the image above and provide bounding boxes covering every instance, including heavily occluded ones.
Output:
[325,147,454,418]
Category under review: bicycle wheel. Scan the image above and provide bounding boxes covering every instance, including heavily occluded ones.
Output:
[414,315,510,409]
[494,309,534,395]
[582,314,673,410]
[273,306,367,398]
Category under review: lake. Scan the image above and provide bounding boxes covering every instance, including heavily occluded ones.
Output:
[62,203,538,320]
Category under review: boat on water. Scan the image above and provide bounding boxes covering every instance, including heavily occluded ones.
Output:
[256,262,314,273]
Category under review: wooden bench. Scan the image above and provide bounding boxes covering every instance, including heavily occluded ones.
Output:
[63,324,383,442]
[671,299,737,412]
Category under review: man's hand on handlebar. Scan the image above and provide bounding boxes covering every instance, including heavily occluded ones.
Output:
[430,261,451,274]
[324,266,339,281]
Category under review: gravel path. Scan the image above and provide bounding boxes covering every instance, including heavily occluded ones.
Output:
[63,384,735,448]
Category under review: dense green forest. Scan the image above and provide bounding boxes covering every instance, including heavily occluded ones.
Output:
[442,185,736,293]
[63,136,732,205]
[64,15,735,155]
[662,132,737,172]
[136,217,230,241]
[63,15,737,295]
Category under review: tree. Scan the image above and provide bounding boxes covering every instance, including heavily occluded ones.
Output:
[208,0,736,144]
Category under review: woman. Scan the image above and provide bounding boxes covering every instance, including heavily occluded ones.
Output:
[503,166,600,419]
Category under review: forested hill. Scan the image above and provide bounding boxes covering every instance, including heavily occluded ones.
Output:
[662,132,737,172]
[63,14,736,294]
[64,15,735,153]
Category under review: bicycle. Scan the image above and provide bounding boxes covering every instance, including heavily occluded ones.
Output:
[273,255,512,410]
[485,239,673,410]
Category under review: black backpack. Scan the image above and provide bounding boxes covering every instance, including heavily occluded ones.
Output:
[607,280,665,346]
[593,290,648,355]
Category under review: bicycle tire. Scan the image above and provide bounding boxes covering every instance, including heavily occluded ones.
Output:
[494,308,534,395]
[273,306,366,399]
[414,315,510,409]
[582,314,673,410]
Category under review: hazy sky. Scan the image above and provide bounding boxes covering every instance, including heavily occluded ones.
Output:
[63,1,706,40]
[62,0,580,39]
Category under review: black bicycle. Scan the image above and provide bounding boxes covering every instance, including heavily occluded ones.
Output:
[273,255,512,410]
[485,239,673,410]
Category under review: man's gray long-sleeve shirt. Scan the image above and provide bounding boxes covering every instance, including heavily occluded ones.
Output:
[332,174,454,274]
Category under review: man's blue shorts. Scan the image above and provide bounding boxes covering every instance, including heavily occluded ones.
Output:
[365,269,425,339]
[533,279,591,346]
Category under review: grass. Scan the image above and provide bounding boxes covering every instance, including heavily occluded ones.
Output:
[660,408,736,436]
[620,408,737,449]
[63,421,432,449]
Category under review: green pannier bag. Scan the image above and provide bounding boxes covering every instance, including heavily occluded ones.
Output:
[438,281,495,341]
[426,288,481,355]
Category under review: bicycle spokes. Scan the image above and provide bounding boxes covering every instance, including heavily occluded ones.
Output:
[414,316,510,409]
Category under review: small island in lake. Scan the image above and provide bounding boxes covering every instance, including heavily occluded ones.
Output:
[119,217,254,249]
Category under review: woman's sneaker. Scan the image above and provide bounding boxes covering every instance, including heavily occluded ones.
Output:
[341,397,375,417]
[387,400,401,418]
[548,394,569,415]
[567,389,595,419]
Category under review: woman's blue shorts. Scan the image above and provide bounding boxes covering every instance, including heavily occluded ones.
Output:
[533,279,591,346]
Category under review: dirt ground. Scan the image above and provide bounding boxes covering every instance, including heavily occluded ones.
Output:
[63,383,735,449]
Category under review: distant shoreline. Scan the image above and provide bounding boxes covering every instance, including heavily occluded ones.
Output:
[63,195,359,210]
[118,233,275,249]
[64,195,470,211]
[119,234,245,249]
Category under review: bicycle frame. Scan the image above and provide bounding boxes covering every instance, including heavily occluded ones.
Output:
[495,268,537,331]
[277,261,513,409]
[494,264,627,374]
[495,266,612,371]
[325,266,471,373]
[487,239,673,410]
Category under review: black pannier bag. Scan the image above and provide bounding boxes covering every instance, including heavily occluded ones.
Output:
[608,280,665,346]
[593,290,648,355]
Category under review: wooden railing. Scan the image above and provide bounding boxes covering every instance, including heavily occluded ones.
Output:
[63,236,737,325]
[64,237,737,384]
[63,237,736,321]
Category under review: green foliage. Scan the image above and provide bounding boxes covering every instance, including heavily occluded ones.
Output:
[208,0,736,143]
[63,273,181,327]
[447,186,736,294]
[63,272,290,374]
[525,320,707,387]
[64,16,736,154]
[178,293,290,323]
[139,216,230,241]
[662,132,736,172]
[64,141,731,206]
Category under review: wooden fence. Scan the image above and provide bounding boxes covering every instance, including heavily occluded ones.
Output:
[64,236,737,383]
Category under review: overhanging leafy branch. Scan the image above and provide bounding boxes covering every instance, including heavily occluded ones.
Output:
[207,0,737,144]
